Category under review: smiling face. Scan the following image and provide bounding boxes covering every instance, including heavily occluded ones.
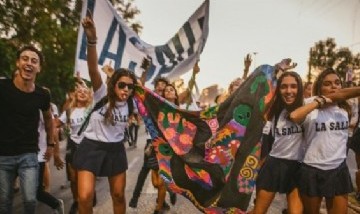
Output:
[279,75,298,106]
[76,86,91,105]
[114,76,134,102]
[16,50,41,82]
[320,73,342,96]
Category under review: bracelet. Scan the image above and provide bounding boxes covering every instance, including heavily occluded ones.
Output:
[87,42,97,47]
[87,38,97,44]
[314,96,325,108]
[314,98,322,108]
[47,144,55,147]
[319,95,327,105]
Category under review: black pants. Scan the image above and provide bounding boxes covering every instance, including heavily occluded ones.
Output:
[129,124,139,145]
[132,155,151,199]
[37,162,60,209]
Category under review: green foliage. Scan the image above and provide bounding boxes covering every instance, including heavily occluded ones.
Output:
[308,38,360,83]
[0,0,82,106]
[111,0,143,34]
[0,0,142,107]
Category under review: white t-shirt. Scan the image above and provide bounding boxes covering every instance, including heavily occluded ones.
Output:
[83,83,136,143]
[51,103,59,117]
[59,107,89,144]
[268,109,304,161]
[38,103,59,162]
[302,97,349,170]
[38,111,47,162]
[38,103,57,162]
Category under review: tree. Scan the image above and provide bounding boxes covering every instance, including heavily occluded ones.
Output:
[0,0,83,105]
[0,0,142,106]
[111,0,143,35]
[307,38,360,84]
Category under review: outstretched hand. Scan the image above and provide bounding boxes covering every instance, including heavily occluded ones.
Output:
[81,9,97,42]
[275,58,297,71]
[244,54,252,69]
[275,58,297,79]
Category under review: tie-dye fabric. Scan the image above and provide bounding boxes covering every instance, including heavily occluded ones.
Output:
[134,65,279,213]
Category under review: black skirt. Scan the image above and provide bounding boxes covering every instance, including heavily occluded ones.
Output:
[65,138,79,165]
[349,136,360,154]
[73,138,128,177]
[256,156,300,194]
[297,161,353,197]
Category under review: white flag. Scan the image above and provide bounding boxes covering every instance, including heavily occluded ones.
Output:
[75,0,209,87]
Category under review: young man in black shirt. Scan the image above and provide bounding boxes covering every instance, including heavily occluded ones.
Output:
[0,45,54,214]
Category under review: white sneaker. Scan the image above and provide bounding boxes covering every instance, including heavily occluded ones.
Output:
[54,199,65,214]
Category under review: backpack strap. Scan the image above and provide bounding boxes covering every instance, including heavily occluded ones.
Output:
[77,96,108,136]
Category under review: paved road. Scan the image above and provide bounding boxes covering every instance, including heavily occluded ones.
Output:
[13,125,360,213]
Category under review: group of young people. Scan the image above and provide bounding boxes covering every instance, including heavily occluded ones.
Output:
[252,69,360,214]
[2,10,360,214]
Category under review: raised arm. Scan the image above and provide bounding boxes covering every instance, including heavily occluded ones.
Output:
[82,10,102,92]
[326,87,360,102]
[289,96,332,124]
[242,54,252,80]
[139,57,151,85]
[178,61,200,104]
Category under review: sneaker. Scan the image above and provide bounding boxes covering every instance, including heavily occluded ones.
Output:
[54,199,64,214]
[129,197,138,208]
[162,201,170,210]
[170,192,177,205]
[69,201,78,214]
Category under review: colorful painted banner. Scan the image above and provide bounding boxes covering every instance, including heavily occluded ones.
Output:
[134,64,280,213]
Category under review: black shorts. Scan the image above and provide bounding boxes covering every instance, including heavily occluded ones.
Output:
[297,161,353,197]
[349,137,360,154]
[73,138,128,177]
[256,156,300,194]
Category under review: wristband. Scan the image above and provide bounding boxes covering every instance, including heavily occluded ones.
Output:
[87,38,97,44]
[314,98,322,108]
[87,42,97,47]
[314,96,325,108]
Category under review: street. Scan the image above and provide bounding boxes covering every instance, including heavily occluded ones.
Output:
[13,125,360,213]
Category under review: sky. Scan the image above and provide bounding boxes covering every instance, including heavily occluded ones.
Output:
[135,0,360,91]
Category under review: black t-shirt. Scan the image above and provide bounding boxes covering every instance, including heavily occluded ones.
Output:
[0,79,50,155]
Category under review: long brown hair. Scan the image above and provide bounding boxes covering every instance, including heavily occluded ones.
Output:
[162,83,179,106]
[312,68,351,116]
[104,68,137,125]
[266,71,304,121]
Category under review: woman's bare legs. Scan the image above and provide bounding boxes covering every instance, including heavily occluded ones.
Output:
[108,172,126,214]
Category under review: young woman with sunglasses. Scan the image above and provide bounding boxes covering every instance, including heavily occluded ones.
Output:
[290,68,360,213]
[72,13,137,214]
[253,72,304,214]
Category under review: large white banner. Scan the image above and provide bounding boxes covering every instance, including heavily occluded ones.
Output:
[75,0,209,87]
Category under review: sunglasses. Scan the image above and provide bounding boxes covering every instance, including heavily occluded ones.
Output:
[117,82,134,90]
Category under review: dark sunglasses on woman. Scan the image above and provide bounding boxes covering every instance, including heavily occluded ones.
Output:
[117,82,134,90]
